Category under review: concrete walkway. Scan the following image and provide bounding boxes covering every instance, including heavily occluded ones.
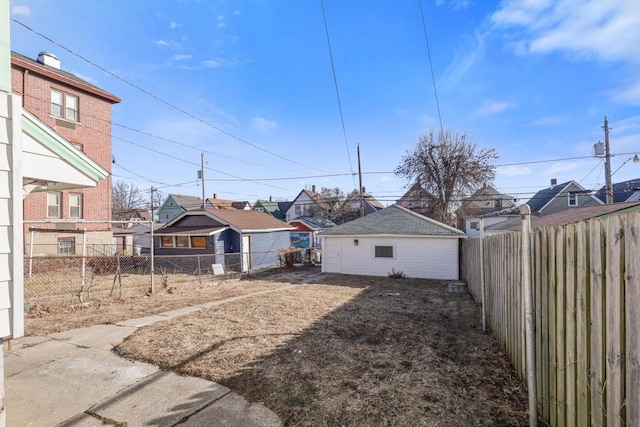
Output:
[2,282,316,427]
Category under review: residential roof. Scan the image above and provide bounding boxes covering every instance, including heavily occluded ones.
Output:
[291,216,337,230]
[154,225,227,236]
[526,181,572,212]
[169,194,204,211]
[485,201,640,232]
[594,178,640,203]
[11,51,120,103]
[207,196,251,210]
[319,204,466,237]
[204,208,292,232]
[254,200,292,220]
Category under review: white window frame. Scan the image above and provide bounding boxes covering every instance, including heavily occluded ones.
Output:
[69,193,82,218]
[374,245,394,258]
[47,192,61,218]
[51,89,79,122]
[57,237,75,255]
[568,193,578,207]
[470,221,479,230]
[160,235,206,249]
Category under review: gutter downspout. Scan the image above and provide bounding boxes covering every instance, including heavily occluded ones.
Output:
[520,204,538,426]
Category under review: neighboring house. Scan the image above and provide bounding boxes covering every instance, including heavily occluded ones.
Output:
[156,194,203,223]
[12,51,120,255]
[527,179,602,216]
[285,187,322,222]
[594,178,640,203]
[253,199,292,220]
[206,193,251,210]
[396,181,433,216]
[289,216,336,248]
[154,208,292,272]
[336,187,385,224]
[484,201,640,234]
[320,204,466,280]
[113,208,151,226]
[459,184,518,237]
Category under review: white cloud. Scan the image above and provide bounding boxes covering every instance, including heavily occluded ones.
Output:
[610,78,640,106]
[171,54,192,61]
[152,40,169,46]
[529,115,569,126]
[474,100,514,115]
[440,31,486,89]
[169,21,178,29]
[498,165,532,177]
[11,4,31,16]
[492,0,640,63]
[250,117,278,133]
[435,0,472,10]
[201,57,240,68]
[217,15,226,28]
[544,162,576,175]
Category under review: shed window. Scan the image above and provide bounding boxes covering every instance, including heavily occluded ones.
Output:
[160,236,174,247]
[191,236,206,248]
[176,236,189,248]
[375,245,394,258]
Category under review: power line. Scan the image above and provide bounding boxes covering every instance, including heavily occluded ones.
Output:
[12,18,326,173]
[320,0,356,189]
[418,0,444,133]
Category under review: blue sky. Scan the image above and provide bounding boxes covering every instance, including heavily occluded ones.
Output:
[9,0,640,205]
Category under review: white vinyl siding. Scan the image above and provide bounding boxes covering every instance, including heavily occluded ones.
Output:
[322,236,460,280]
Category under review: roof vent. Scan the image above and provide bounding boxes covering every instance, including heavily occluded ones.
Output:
[37,52,60,69]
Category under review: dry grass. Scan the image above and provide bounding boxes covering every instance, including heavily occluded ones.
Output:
[25,266,315,336]
[116,274,531,426]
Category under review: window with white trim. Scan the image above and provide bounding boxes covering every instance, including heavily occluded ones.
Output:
[47,192,61,218]
[470,221,479,230]
[568,193,578,207]
[374,245,394,258]
[51,89,79,122]
[160,235,207,248]
[57,237,75,255]
[69,193,82,218]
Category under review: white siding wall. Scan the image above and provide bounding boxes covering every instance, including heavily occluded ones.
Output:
[322,236,460,280]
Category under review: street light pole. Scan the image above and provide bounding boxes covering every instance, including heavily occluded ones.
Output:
[603,116,614,204]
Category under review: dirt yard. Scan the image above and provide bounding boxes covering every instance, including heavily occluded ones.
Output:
[24,266,315,336]
[115,273,531,426]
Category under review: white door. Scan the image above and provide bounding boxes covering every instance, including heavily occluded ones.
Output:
[323,237,342,273]
[241,235,251,272]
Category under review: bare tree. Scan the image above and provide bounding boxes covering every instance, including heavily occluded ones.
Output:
[395,129,498,224]
[306,187,359,223]
[112,181,146,221]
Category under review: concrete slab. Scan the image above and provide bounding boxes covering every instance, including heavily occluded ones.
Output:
[116,314,169,328]
[3,339,79,377]
[183,392,283,427]
[5,346,157,427]
[3,335,50,351]
[59,412,107,426]
[158,306,203,318]
[49,324,137,350]
[89,371,230,426]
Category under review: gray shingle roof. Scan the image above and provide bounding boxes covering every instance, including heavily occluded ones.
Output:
[319,205,466,237]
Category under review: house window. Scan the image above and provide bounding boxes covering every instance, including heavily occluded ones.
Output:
[69,194,82,218]
[191,236,206,248]
[295,204,301,215]
[47,192,61,218]
[375,245,394,258]
[51,89,79,122]
[176,236,189,248]
[470,221,479,230]
[568,193,578,207]
[255,207,264,213]
[57,237,75,255]
[160,236,174,247]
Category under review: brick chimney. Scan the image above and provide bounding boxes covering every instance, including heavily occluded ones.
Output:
[550,178,557,187]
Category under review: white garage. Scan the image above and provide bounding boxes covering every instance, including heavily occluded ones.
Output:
[320,205,466,280]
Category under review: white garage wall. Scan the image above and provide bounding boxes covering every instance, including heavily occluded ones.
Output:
[322,236,460,280]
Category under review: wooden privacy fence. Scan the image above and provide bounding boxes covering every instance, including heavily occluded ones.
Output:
[460,212,639,427]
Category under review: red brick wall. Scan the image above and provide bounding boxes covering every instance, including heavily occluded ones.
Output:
[12,62,116,234]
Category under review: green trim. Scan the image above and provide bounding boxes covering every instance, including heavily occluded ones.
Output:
[21,110,109,181]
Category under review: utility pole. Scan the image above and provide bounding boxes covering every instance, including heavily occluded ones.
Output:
[200,152,206,208]
[603,116,614,204]
[357,143,364,218]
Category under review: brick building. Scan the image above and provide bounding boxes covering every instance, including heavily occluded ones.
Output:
[11,51,120,255]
